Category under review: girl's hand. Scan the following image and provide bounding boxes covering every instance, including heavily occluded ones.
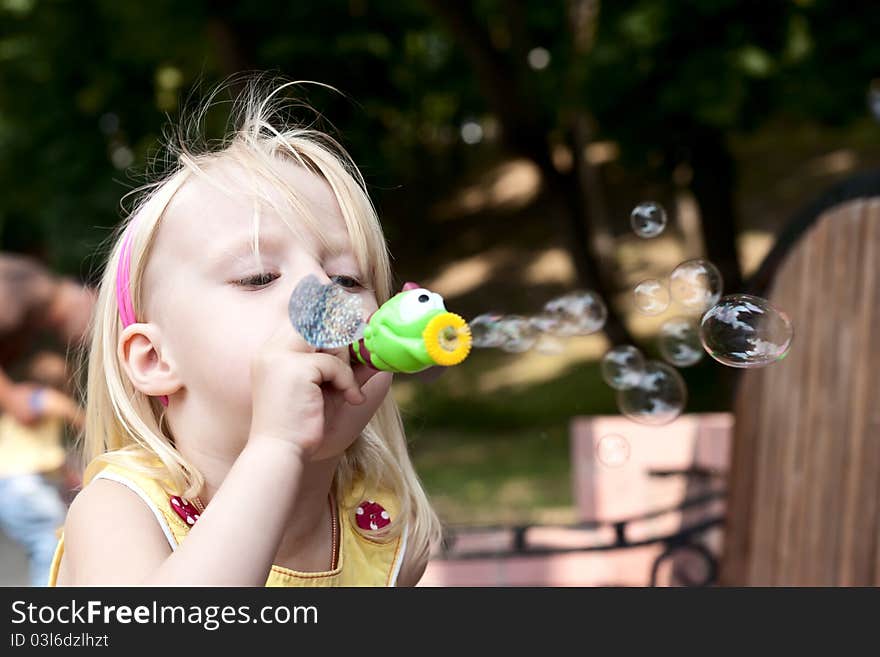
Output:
[248,320,376,458]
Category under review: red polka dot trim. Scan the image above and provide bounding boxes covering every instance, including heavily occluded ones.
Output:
[355,500,391,531]
[170,496,201,526]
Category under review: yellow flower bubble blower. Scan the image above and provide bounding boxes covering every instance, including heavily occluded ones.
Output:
[349,282,473,373]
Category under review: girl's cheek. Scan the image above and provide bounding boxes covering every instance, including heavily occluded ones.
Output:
[365,371,393,406]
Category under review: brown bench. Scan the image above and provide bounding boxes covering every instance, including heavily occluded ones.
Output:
[420,413,732,586]
[721,173,880,585]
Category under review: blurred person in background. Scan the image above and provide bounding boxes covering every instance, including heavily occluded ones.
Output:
[0,252,92,586]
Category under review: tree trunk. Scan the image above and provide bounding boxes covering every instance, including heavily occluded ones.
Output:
[684,128,744,295]
[544,165,633,345]
[425,0,635,345]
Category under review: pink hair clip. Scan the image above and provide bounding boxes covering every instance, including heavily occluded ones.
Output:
[116,220,169,407]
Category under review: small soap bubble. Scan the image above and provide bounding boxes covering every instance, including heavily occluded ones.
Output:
[596,434,631,468]
[288,274,365,349]
[630,201,667,238]
[601,345,646,390]
[670,259,723,313]
[633,278,670,315]
[700,294,793,368]
[497,315,540,353]
[470,313,507,348]
[542,290,607,336]
[658,317,704,368]
[616,360,687,425]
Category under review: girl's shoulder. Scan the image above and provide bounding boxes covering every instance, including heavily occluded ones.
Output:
[78,456,192,545]
[54,460,179,584]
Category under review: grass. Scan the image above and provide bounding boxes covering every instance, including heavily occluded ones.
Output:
[397,346,732,525]
[408,424,574,526]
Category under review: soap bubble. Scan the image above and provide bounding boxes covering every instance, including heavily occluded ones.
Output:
[670,259,723,313]
[601,345,646,390]
[633,278,670,315]
[658,317,704,368]
[534,333,567,355]
[596,434,631,468]
[700,294,793,368]
[630,201,667,238]
[497,315,540,353]
[469,313,506,348]
[616,361,687,425]
[541,290,607,336]
[529,311,564,334]
[288,274,364,349]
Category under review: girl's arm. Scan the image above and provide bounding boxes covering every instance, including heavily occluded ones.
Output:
[0,367,42,425]
[62,321,368,585]
[61,438,306,586]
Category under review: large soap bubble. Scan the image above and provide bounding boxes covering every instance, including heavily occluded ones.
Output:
[469,313,507,348]
[630,201,667,238]
[616,360,687,425]
[541,290,607,336]
[670,259,723,314]
[658,317,704,368]
[699,294,793,368]
[633,278,670,316]
[497,315,540,353]
[288,274,364,349]
[601,345,646,390]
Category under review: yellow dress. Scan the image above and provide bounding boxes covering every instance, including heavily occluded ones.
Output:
[47,461,408,587]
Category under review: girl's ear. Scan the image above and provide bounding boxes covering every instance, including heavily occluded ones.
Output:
[117,323,182,400]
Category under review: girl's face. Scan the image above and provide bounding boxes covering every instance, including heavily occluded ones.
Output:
[142,159,392,460]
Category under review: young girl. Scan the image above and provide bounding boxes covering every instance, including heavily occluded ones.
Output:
[47,78,442,586]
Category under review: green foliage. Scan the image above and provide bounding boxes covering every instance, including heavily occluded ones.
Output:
[2,1,878,278]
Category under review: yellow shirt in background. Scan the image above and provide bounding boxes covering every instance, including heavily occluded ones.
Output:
[0,412,66,478]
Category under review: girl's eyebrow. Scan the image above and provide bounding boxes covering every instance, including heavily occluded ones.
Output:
[204,227,355,270]
[322,231,357,258]
[205,230,290,268]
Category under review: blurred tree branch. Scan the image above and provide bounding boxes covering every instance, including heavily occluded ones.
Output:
[425,0,635,345]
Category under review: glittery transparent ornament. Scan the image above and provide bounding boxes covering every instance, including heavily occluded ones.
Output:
[288,274,365,349]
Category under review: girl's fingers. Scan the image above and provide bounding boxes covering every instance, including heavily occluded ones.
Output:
[352,360,381,388]
[309,353,365,405]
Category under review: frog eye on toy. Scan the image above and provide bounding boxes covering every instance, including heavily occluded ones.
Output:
[398,288,446,323]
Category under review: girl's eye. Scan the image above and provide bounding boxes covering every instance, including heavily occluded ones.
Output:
[330,274,362,290]
[236,272,280,287]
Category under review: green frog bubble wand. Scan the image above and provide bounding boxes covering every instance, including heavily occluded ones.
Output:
[289,277,473,373]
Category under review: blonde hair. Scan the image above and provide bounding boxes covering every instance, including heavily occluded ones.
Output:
[74,75,441,567]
